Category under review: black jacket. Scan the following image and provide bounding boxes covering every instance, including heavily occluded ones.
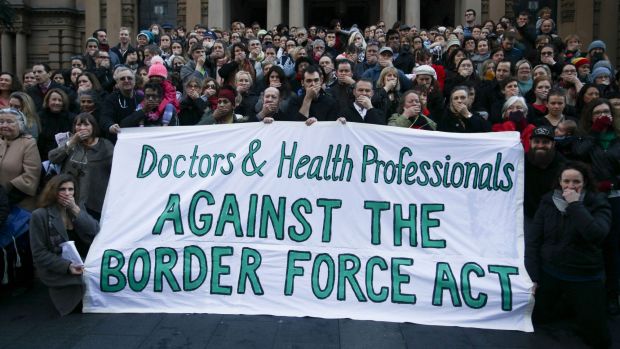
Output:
[437,110,491,133]
[572,134,620,186]
[179,96,209,126]
[283,90,339,122]
[37,109,75,161]
[525,191,611,282]
[339,103,386,125]
[524,152,566,218]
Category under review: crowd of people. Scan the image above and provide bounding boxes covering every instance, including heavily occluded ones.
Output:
[0,6,619,347]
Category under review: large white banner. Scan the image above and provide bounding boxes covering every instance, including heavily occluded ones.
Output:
[83,122,534,332]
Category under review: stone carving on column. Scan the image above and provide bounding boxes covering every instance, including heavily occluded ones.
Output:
[121,1,136,29]
[560,0,576,23]
[177,0,187,28]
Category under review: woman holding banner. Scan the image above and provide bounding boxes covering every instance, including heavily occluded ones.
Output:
[30,174,100,315]
[525,161,611,348]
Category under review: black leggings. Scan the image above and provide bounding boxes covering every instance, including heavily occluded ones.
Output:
[533,271,610,348]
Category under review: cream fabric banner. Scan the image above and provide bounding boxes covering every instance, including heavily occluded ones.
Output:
[83,122,534,332]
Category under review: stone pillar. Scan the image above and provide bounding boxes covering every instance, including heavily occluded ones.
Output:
[289,0,304,28]
[85,0,101,42]
[487,0,505,22]
[208,0,226,29]
[557,0,593,46]
[456,0,482,26]
[267,0,283,30]
[16,32,27,77]
[1,33,13,73]
[404,0,420,28]
[599,0,618,67]
[106,0,122,37]
[380,0,397,29]
[186,0,202,29]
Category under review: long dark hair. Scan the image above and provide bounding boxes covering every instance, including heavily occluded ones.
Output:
[38,174,79,208]
[579,98,615,135]
[553,161,597,192]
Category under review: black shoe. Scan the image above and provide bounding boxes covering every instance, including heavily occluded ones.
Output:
[608,297,620,316]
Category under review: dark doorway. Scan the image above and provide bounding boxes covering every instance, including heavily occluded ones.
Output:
[307,1,376,29]
[231,0,267,28]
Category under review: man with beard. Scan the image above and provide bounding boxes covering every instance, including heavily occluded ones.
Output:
[524,126,566,231]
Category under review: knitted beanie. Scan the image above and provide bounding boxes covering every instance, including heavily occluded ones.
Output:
[148,60,168,79]
[218,87,236,105]
[414,65,437,80]
[591,66,611,81]
[571,57,590,69]
[587,40,606,53]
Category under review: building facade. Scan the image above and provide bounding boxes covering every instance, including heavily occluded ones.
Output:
[1,0,619,76]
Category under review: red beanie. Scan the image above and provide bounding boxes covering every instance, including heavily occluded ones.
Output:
[218,87,236,105]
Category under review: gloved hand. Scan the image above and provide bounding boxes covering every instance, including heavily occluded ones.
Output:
[597,180,613,192]
[509,110,527,131]
[591,116,612,132]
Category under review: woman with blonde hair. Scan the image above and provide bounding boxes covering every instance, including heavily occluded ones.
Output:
[9,91,41,139]
[373,67,401,117]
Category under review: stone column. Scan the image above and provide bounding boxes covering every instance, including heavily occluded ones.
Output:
[16,32,27,77]
[404,0,420,28]
[456,0,482,26]
[1,32,13,73]
[186,0,202,29]
[267,0,283,30]
[85,0,101,42]
[289,0,304,28]
[208,0,226,30]
[487,1,505,22]
[106,0,122,38]
[380,0,397,29]
[599,0,618,67]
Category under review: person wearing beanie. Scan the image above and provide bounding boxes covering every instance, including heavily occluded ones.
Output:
[145,56,179,125]
[592,59,615,79]
[198,86,248,124]
[591,66,612,85]
[136,30,153,48]
[587,39,608,66]
[572,57,591,82]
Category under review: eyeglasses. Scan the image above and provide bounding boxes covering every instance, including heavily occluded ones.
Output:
[145,94,160,100]
[541,51,554,56]
[118,76,134,81]
[0,119,17,125]
[187,84,200,89]
[593,109,611,116]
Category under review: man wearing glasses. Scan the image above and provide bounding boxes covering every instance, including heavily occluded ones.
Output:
[386,29,414,74]
[463,9,477,37]
[100,67,143,141]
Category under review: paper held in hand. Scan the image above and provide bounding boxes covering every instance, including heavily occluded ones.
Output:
[60,241,84,267]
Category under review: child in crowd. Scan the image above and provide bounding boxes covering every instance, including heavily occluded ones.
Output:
[144,56,180,125]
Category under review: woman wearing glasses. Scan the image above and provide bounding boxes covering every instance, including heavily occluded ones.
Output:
[572,98,620,317]
[0,108,41,211]
[179,77,210,125]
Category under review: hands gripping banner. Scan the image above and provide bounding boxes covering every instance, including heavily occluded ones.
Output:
[83,122,534,332]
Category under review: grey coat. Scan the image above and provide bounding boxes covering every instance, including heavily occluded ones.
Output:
[29,205,99,315]
[48,138,114,214]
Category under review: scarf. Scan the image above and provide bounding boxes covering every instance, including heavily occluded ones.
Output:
[552,189,585,214]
